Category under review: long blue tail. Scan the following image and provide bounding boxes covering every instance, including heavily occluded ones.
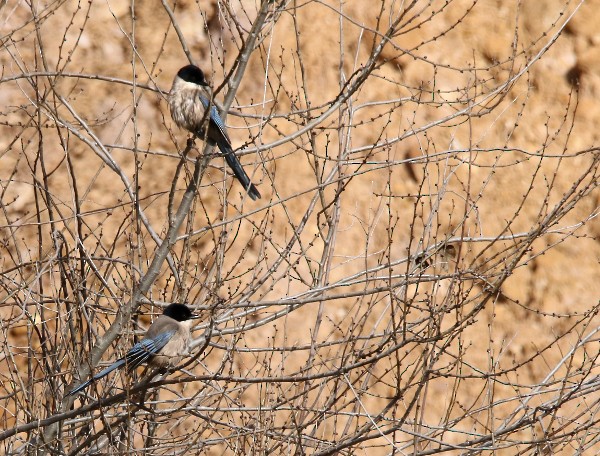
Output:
[201,97,261,200]
[67,358,126,396]
[217,139,261,201]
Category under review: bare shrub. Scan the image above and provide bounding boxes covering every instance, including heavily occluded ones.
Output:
[1,0,599,454]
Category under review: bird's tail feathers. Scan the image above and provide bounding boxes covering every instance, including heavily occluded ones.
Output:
[217,139,261,201]
[67,358,127,396]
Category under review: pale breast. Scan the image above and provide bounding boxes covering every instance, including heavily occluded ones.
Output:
[168,81,207,134]
[148,324,192,368]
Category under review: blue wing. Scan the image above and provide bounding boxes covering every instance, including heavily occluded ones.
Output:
[199,95,230,142]
[124,330,176,372]
[67,330,176,396]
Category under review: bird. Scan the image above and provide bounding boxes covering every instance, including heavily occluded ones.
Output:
[67,303,196,396]
[168,64,261,200]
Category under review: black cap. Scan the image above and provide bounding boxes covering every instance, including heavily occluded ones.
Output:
[176,65,208,86]
[163,303,194,322]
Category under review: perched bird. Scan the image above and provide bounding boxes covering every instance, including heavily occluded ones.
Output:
[67,303,195,396]
[168,64,261,200]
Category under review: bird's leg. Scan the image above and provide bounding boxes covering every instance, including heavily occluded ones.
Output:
[186,137,195,152]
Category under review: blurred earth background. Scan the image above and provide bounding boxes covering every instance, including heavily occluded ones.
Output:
[1,0,599,453]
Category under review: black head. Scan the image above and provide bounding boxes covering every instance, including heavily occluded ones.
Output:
[163,303,194,322]
[176,65,208,86]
